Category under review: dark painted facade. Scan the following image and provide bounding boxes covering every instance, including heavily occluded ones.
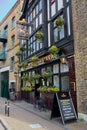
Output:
[20,0,77,111]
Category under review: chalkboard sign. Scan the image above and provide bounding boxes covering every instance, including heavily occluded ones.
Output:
[51,92,77,125]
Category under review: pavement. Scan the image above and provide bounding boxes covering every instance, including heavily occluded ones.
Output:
[0,98,87,130]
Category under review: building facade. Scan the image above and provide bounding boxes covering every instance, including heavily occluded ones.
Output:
[15,0,87,120]
[20,0,77,112]
[0,0,23,99]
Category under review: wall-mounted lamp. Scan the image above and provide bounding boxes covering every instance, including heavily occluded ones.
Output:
[59,53,67,64]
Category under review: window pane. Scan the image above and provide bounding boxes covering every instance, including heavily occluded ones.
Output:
[59,25,64,39]
[39,13,42,25]
[36,5,38,15]
[51,2,56,17]
[61,76,69,91]
[58,0,63,11]
[39,0,42,11]
[40,42,43,49]
[33,8,36,18]
[60,63,69,73]
[53,64,59,73]
[36,17,38,28]
[54,28,58,42]
[53,75,59,87]
[67,6,71,36]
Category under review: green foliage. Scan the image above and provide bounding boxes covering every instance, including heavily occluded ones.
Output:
[19,46,26,52]
[33,73,41,80]
[35,31,43,43]
[37,86,59,93]
[31,56,39,66]
[21,86,34,91]
[55,17,64,32]
[18,61,28,71]
[16,50,21,58]
[22,75,28,82]
[43,70,52,81]
[49,45,59,59]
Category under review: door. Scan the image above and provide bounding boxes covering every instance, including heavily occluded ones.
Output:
[1,71,9,99]
[68,57,77,114]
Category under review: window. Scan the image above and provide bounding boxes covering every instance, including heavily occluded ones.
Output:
[11,35,15,48]
[58,0,63,11]
[53,15,65,43]
[61,76,69,91]
[51,2,56,17]
[27,0,42,33]
[53,64,59,88]
[12,17,15,29]
[67,6,71,36]
[10,56,15,70]
[48,0,72,45]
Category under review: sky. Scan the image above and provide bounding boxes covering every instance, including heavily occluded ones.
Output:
[0,0,18,22]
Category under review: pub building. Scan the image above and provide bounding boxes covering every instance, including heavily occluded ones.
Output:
[18,0,77,113]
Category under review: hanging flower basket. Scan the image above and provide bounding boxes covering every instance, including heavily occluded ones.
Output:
[35,31,43,43]
[16,50,21,59]
[19,46,26,52]
[55,17,64,32]
[49,45,60,59]
[18,61,28,71]
[22,75,28,82]
[31,56,39,66]
[43,70,52,81]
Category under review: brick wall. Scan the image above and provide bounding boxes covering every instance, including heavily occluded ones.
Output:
[71,0,87,113]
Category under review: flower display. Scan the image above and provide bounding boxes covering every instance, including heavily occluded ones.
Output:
[35,31,43,43]
[49,45,59,59]
[55,17,64,32]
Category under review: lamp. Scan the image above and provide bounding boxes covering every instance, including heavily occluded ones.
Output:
[60,53,67,64]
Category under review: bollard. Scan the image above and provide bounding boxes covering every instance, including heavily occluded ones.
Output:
[7,101,10,117]
[5,101,7,115]
[5,100,10,116]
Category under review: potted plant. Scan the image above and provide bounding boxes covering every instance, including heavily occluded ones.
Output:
[43,70,52,81]
[19,46,26,52]
[18,61,28,71]
[47,86,60,93]
[33,73,41,84]
[49,45,59,59]
[31,56,39,66]
[37,86,47,93]
[16,50,21,59]
[55,17,64,32]
[21,86,34,92]
[35,30,43,43]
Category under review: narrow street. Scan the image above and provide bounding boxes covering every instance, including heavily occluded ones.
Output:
[0,98,87,130]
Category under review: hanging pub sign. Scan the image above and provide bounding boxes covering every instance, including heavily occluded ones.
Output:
[17,19,29,40]
[51,92,77,125]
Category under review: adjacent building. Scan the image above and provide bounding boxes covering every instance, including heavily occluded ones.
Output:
[0,0,23,99]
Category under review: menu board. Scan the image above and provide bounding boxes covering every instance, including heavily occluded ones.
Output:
[56,92,77,124]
